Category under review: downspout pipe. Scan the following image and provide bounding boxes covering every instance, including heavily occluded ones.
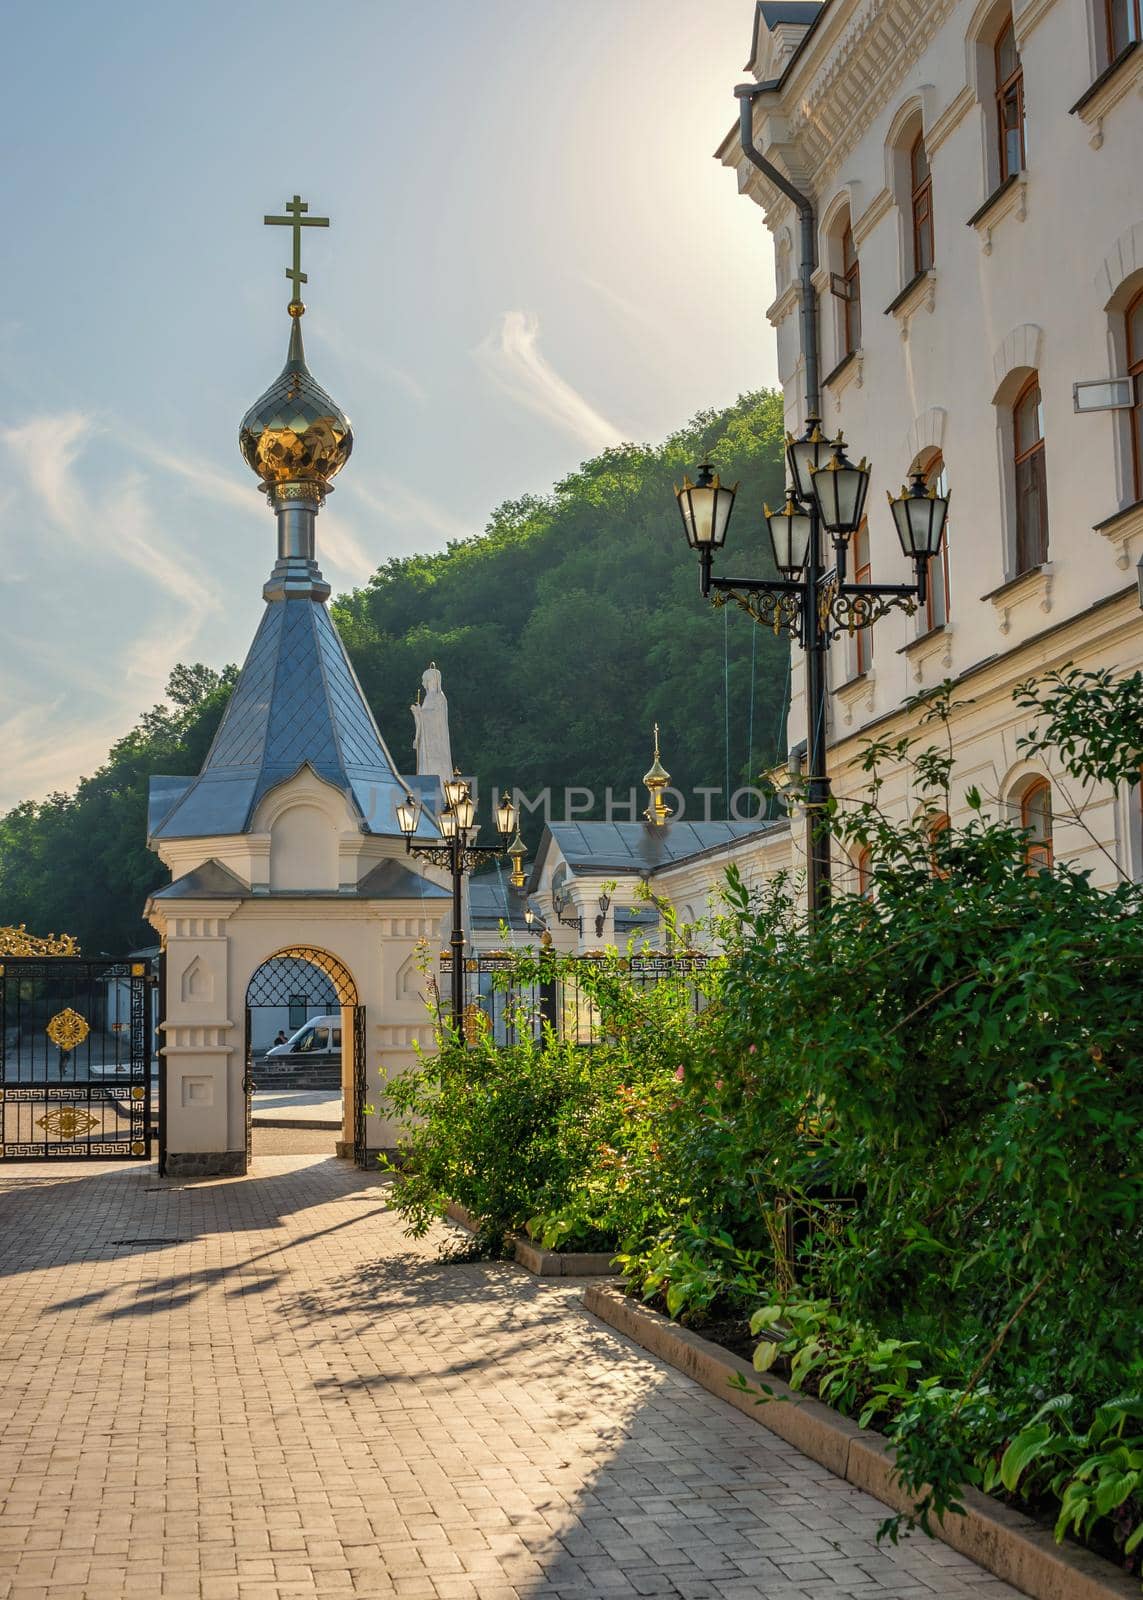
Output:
[735,83,820,419]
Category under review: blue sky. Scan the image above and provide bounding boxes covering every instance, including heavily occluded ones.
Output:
[0,0,777,808]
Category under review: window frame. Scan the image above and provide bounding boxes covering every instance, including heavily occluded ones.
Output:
[1020,777,1053,870]
[1105,0,1142,63]
[994,17,1026,182]
[842,223,862,355]
[928,813,951,879]
[856,845,873,897]
[1012,374,1049,573]
[910,133,935,274]
[1127,287,1143,502]
[854,520,874,674]
[923,454,952,629]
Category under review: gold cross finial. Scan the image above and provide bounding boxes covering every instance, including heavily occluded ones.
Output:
[653,722,660,759]
[263,194,330,315]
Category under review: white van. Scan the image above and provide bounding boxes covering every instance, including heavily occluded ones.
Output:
[265,1015,342,1065]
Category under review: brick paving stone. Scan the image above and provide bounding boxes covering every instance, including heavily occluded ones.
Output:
[0,1156,1026,1599]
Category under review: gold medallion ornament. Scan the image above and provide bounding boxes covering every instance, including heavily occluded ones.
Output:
[45,1008,90,1052]
[36,1105,98,1139]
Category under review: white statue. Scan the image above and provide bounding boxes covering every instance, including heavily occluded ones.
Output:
[411,662,453,784]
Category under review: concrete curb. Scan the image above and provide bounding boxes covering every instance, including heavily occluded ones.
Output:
[584,1283,1137,1600]
[442,1201,616,1276]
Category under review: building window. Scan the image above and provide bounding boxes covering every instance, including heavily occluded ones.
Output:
[1021,778,1053,869]
[1013,375,1048,572]
[288,992,307,1030]
[911,133,935,273]
[924,455,951,627]
[995,18,1026,180]
[856,845,873,897]
[1128,288,1143,502]
[854,521,874,673]
[841,224,861,353]
[1106,0,1142,61]
[928,813,951,878]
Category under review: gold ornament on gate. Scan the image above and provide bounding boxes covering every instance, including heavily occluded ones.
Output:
[36,1105,98,1139]
[46,1008,90,1052]
[0,924,79,958]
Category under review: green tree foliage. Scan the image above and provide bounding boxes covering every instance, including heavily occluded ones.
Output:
[333,391,788,821]
[0,666,236,954]
[0,392,787,952]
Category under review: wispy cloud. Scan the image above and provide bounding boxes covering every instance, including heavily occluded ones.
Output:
[318,317,429,406]
[475,310,622,454]
[350,479,470,545]
[124,431,262,516]
[2,412,95,535]
[320,510,379,586]
[0,415,223,806]
[581,273,660,334]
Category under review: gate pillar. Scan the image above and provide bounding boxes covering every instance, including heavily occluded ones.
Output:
[158,904,246,1179]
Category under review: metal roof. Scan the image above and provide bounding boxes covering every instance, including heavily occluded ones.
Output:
[151,856,448,902]
[149,596,431,841]
[530,820,779,884]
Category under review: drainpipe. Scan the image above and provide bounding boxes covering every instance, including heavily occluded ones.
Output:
[736,81,830,915]
[734,83,820,418]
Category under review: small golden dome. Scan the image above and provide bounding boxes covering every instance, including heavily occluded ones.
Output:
[643,723,670,789]
[239,314,352,491]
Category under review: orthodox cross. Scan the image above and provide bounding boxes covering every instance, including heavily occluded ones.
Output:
[263,195,329,308]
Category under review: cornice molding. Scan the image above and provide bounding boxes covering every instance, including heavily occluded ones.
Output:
[727,0,965,219]
[925,82,975,154]
[1094,498,1143,567]
[1070,43,1142,150]
[1013,0,1062,47]
[982,562,1055,634]
[766,281,802,328]
[852,185,893,245]
[969,174,1028,255]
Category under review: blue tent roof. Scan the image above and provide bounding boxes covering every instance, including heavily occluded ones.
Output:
[149,597,428,841]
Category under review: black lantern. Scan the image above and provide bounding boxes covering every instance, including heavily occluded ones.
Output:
[887,472,950,562]
[786,417,831,500]
[443,769,468,811]
[396,792,420,837]
[810,436,871,536]
[764,487,814,578]
[675,464,738,551]
[495,789,517,839]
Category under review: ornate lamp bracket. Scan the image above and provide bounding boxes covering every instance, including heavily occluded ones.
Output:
[710,581,804,643]
[823,582,918,639]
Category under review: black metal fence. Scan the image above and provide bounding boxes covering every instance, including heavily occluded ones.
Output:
[0,958,153,1160]
[439,952,713,1046]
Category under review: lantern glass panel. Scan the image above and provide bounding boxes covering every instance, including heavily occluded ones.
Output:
[396,795,419,836]
[439,808,458,839]
[496,793,516,836]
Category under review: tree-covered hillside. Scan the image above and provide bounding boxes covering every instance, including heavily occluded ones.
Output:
[0,391,787,953]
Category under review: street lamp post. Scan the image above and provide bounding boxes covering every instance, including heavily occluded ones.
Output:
[676,428,949,918]
[397,774,518,1032]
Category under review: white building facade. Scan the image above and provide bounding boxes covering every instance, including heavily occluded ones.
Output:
[705,0,1143,892]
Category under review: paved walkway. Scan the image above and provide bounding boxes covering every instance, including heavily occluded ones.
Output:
[251,1093,342,1127]
[0,1156,1021,1600]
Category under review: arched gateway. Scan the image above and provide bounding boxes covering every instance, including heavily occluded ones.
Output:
[144,216,450,1178]
[245,948,362,1165]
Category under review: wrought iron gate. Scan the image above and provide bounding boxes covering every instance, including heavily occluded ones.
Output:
[353,1006,367,1168]
[0,958,152,1161]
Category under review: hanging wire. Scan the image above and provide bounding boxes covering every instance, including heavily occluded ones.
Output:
[747,621,758,784]
[723,604,731,816]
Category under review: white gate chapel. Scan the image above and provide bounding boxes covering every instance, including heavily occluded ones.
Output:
[144,227,449,1177]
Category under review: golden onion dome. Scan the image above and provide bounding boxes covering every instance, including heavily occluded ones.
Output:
[643,723,670,788]
[239,308,352,491]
